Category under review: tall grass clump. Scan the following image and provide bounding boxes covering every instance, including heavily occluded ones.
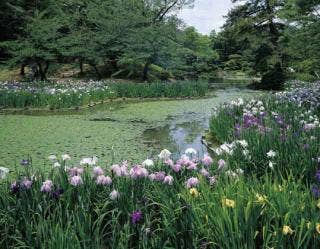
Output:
[0,80,209,109]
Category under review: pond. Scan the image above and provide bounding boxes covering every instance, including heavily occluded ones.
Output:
[0,88,260,169]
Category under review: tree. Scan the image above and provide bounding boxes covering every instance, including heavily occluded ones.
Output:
[0,0,23,58]
[173,27,218,79]
[55,0,194,80]
[1,0,63,79]
[213,25,248,72]
[121,17,179,80]
[281,0,320,79]
[2,0,214,81]
[0,0,54,61]
[108,0,194,81]
[219,0,287,89]
[3,12,62,80]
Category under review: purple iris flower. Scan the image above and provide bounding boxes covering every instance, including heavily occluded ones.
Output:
[154,171,166,181]
[10,181,20,194]
[311,185,320,198]
[20,159,30,166]
[243,114,260,129]
[303,144,310,150]
[315,170,320,183]
[131,210,143,224]
[234,123,241,137]
[275,115,285,127]
[21,178,33,189]
[51,188,64,200]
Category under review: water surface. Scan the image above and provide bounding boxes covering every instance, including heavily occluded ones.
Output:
[0,88,260,169]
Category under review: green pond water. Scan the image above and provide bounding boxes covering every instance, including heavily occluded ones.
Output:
[0,88,260,169]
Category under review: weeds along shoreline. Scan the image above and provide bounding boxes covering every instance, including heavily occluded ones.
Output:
[0,92,217,114]
[0,80,210,110]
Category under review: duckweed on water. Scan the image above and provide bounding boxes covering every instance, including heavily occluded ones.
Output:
[0,89,259,169]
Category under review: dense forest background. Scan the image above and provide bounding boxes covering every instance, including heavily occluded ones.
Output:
[0,0,319,89]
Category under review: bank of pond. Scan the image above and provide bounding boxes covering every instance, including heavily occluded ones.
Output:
[0,80,212,109]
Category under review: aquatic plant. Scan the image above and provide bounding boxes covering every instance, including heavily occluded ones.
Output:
[0,80,209,109]
[0,149,319,248]
[209,85,320,179]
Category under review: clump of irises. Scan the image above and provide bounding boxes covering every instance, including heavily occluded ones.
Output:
[0,80,209,109]
[9,148,219,191]
[311,159,320,198]
[276,81,320,112]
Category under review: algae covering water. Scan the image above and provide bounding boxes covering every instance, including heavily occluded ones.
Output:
[0,88,260,169]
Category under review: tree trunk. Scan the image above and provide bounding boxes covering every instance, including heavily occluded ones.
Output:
[142,61,151,81]
[261,0,284,90]
[37,62,47,81]
[110,59,118,74]
[79,59,84,75]
[20,63,26,76]
[31,62,39,80]
[90,63,102,79]
[44,61,49,75]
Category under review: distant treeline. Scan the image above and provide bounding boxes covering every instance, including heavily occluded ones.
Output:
[0,0,319,89]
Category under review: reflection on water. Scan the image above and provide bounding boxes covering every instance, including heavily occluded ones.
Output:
[141,88,262,158]
[142,112,210,158]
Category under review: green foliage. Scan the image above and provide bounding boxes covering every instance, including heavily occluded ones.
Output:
[210,94,319,179]
[2,0,206,81]
[260,63,286,90]
[1,7,64,80]
[170,27,218,80]
[0,81,208,109]
[214,0,288,89]
[0,154,319,248]
[1,0,319,83]
[223,54,244,71]
[214,0,320,88]
[290,73,317,82]
[114,81,208,98]
[284,23,320,78]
